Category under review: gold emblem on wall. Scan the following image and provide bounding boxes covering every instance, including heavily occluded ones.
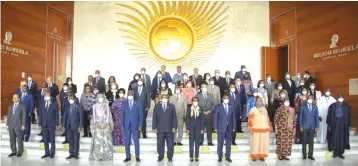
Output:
[116,1,228,66]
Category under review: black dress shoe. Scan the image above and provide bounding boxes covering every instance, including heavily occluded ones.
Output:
[8,153,16,157]
[232,142,237,145]
[66,155,74,160]
[238,131,244,133]
[123,158,131,162]
[260,158,265,161]
[62,140,69,144]
[157,158,163,161]
[333,153,338,158]
[39,139,44,142]
[195,159,199,162]
[82,135,88,138]
[37,133,42,136]
[41,154,50,158]
[190,158,194,162]
[199,142,203,145]
[252,158,256,161]
[50,154,55,158]
[226,158,232,162]
[218,158,222,162]
[208,143,214,146]
[61,133,66,136]
[136,158,141,162]
[143,135,147,139]
[177,143,183,146]
[338,155,345,159]
[16,154,22,157]
[283,156,290,160]
[303,156,307,160]
[308,156,315,160]
[168,159,172,162]
[174,142,177,146]
[74,156,79,159]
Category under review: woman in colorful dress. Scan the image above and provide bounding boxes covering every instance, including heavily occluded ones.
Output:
[274,98,296,160]
[294,87,308,144]
[248,97,271,161]
[246,89,257,119]
[89,93,114,161]
[155,79,172,104]
[110,88,127,146]
[181,80,197,107]
[242,73,254,100]
[257,80,269,108]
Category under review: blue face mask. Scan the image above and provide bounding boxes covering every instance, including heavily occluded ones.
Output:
[256,102,263,107]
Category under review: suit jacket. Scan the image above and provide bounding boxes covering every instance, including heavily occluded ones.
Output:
[48,84,59,98]
[207,84,221,105]
[186,105,204,131]
[15,88,22,97]
[169,93,187,119]
[120,100,143,131]
[151,76,166,99]
[152,103,177,132]
[228,91,242,117]
[63,104,83,130]
[39,101,59,128]
[173,73,183,85]
[162,71,173,83]
[189,74,203,89]
[134,86,151,109]
[212,76,226,97]
[264,81,275,100]
[305,76,316,88]
[299,103,319,129]
[214,104,236,132]
[234,71,252,81]
[196,93,215,112]
[93,76,106,93]
[280,78,296,97]
[27,81,38,100]
[19,93,34,115]
[67,83,77,94]
[140,74,151,89]
[234,84,247,105]
[7,103,26,130]
[222,77,234,94]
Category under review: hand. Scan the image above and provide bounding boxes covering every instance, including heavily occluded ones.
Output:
[103,124,108,129]
[145,108,149,111]
[28,113,32,117]
[172,128,176,133]
[240,116,242,120]
[21,125,25,130]
[138,127,142,132]
[57,125,61,130]
[200,130,204,134]
[319,117,322,122]
[77,128,81,133]
[300,127,303,132]
[186,130,190,135]
[154,129,158,134]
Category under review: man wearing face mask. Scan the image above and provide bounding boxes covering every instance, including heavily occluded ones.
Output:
[303,71,315,89]
[211,70,226,98]
[223,71,234,94]
[140,68,151,90]
[19,85,34,142]
[189,68,203,91]
[196,84,215,146]
[280,72,296,106]
[60,85,70,137]
[327,94,351,159]
[152,94,177,162]
[63,95,83,159]
[134,78,151,138]
[93,70,106,94]
[308,83,322,101]
[169,86,187,146]
[36,82,49,141]
[83,75,94,93]
[46,76,59,98]
[207,78,221,106]
[214,94,236,162]
[173,66,183,86]
[299,95,319,160]
[121,90,143,162]
[234,78,246,132]
[61,88,77,144]
[39,93,59,159]
[234,65,252,81]
[80,85,96,137]
[316,89,336,144]
[295,73,302,90]
[151,71,163,100]
[228,84,242,144]
[160,65,173,83]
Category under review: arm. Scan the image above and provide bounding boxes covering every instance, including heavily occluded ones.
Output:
[152,106,157,130]
[264,91,268,105]
[120,105,125,129]
[21,106,26,126]
[63,107,68,127]
[213,105,219,130]
[138,102,143,128]
[78,106,83,129]
[146,88,151,109]
[326,105,332,128]
[232,108,236,131]
[183,96,187,118]
[73,84,77,94]
[6,109,10,127]
[247,108,254,132]
[54,85,59,97]
[55,103,59,126]
[172,106,177,129]
[186,106,190,131]
[348,104,352,128]
[200,108,204,130]
[315,106,319,128]
[274,107,280,129]
[270,90,275,104]
[210,96,215,112]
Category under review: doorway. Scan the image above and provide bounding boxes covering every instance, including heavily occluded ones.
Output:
[278,45,289,79]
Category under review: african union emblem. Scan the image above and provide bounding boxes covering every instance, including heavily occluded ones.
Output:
[116,1,228,66]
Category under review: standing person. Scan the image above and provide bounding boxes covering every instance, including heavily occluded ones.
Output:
[140,68,151,90]
[169,86,187,146]
[212,70,226,98]
[295,79,306,97]
[327,94,351,159]
[93,70,106,94]
[228,84,242,145]
[299,95,319,160]
[160,65,173,83]
[79,85,96,137]
[61,88,77,144]
[214,94,236,162]
[83,75,94,92]
[121,90,143,162]
[128,73,140,91]
[134,78,151,138]
[110,88,126,145]
[234,77,246,131]
[63,95,83,159]
[189,68,203,91]
[316,89,336,144]
[303,71,316,89]
[245,89,258,119]
[248,97,270,161]
[59,84,69,137]
[19,85,34,142]
[36,82,48,141]
[7,94,26,157]
[257,80,269,108]
[280,72,296,106]
[105,83,119,106]
[46,76,59,98]
[223,71,234,94]
[294,87,308,144]
[179,73,190,89]
[295,73,303,91]
[181,80,197,107]
[196,84,215,146]
[234,65,252,81]
[242,73,254,101]
[152,94,177,162]
[274,98,295,160]
[151,71,163,101]
[173,66,183,85]
[65,77,77,94]
[272,90,287,120]
[15,81,27,97]
[39,93,59,158]
[27,74,38,124]
[207,78,221,105]
[105,76,116,93]
[264,75,275,120]
[270,83,287,105]
[308,83,322,101]
[186,97,204,162]
[155,79,172,104]
[89,94,114,161]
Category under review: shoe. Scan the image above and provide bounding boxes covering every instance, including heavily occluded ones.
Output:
[62,140,69,144]
[208,143,214,146]
[199,142,203,145]
[177,143,183,146]
[190,158,193,162]
[61,133,66,136]
[174,142,177,146]
[50,154,55,158]
[157,157,163,161]
[238,131,244,133]
[123,158,131,162]
[333,153,338,158]
[39,139,44,142]
[303,156,306,160]
[66,155,74,160]
[41,154,50,158]
[260,158,265,161]
[308,156,315,160]
[89,133,92,137]
[195,158,199,162]
[168,159,172,162]
[338,155,345,159]
[74,156,79,159]
[83,135,88,137]
[283,156,290,160]
[218,158,222,162]
[252,158,256,161]
[8,153,16,157]
[16,154,22,157]
[136,158,141,162]
[226,158,232,162]
[24,140,29,142]
[143,135,147,139]
[232,142,237,145]
[37,133,42,136]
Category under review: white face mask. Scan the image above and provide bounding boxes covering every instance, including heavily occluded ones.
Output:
[300,83,305,86]
[175,89,181,94]
[242,68,246,72]
[236,82,241,85]
[307,99,313,104]
[111,85,116,89]
[162,98,168,103]
[141,71,145,74]
[206,76,211,80]
[284,102,290,107]
[209,81,214,85]
[215,73,220,77]
[193,102,198,106]
[286,75,290,79]
[95,74,99,77]
[267,77,271,81]
[183,76,188,80]
[338,98,344,102]
[128,96,133,100]
[69,100,74,104]
[278,86,283,90]
[253,93,258,97]
[68,81,72,84]
[230,88,235,92]
[93,90,99,94]
[138,81,143,86]
[304,75,308,78]
[98,98,104,103]
[310,86,315,89]
[187,84,192,88]
[223,99,229,104]
[201,88,207,93]
[280,94,286,98]
[226,75,230,78]
[119,93,124,97]
[157,74,162,78]
[135,76,139,80]
[325,92,331,96]
[302,91,308,95]
[161,84,166,88]
[63,87,68,91]
[259,84,264,88]
[45,96,51,101]
[27,77,32,81]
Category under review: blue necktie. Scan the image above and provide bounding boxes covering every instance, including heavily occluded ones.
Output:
[13,104,18,114]
[130,101,133,110]
[225,104,228,115]
[309,104,312,113]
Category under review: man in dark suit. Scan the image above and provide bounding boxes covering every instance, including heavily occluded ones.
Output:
[152,94,177,162]
[63,95,83,160]
[151,71,163,100]
[234,77,246,130]
[46,76,59,98]
[39,93,59,159]
[280,72,296,106]
[134,78,151,138]
[7,94,26,157]
[83,75,94,92]
[234,65,252,81]
[223,71,235,94]
[299,95,319,161]
[61,88,78,144]
[228,84,242,145]
[160,65,173,83]
[19,85,34,142]
[15,81,27,97]
[93,70,106,93]
[36,84,49,142]
[214,94,236,162]
[140,68,152,90]
[304,71,316,89]
[189,67,203,91]
[212,70,226,98]
[121,90,143,162]
[26,74,38,124]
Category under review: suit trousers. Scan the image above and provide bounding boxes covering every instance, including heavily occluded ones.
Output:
[43,127,56,155]
[302,128,314,157]
[9,129,24,154]
[142,109,148,137]
[157,132,174,160]
[67,129,80,156]
[218,128,232,159]
[125,129,140,158]
[175,117,185,143]
[233,111,242,142]
[83,111,91,136]
[189,126,202,158]
[24,116,31,141]
[201,115,213,144]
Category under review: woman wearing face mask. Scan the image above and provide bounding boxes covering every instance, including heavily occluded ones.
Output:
[308,83,322,101]
[186,97,204,162]
[128,73,141,91]
[106,76,117,93]
[202,73,211,85]
[179,73,190,89]
[245,89,258,119]
[271,90,288,131]
[110,88,126,146]
[65,77,77,94]
[293,87,308,144]
[151,71,163,100]
[242,73,253,100]
[155,79,172,104]
[105,83,120,107]
[274,98,295,160]
[248,97,270,161]
[270,83,288,105]
[89,94,114,161]
[257,80,268,108]
[181,80,197,107]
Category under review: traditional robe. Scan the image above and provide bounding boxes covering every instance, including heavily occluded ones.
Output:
[248,107,270,158]
[327,102,351,153]
[274,105,296,158]
[316,96,336,143]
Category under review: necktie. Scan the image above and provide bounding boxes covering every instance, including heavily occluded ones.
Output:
[46,101,49,110]
[70,105,73,115]
[176,94,179,100]
[28,81,31,88]
[231,92,235,100]
[142,74,146,86]
[225,104,228,114]
[309,104,312,113]
[203,94,207,99]
[227,78,229,85]
[96,77,99,83]
[163,104,166,112]
[90,82,92,87]
[130,100,133,110]
[13,104,18,114]
[21,93,25,101]
[139,87,142,95]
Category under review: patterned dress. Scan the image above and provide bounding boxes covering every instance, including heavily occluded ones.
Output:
[294,95,307,144]
[110,98,127,146]
[246,97,256,118]
[274,105,296,159]
[181,87,197,105]
[242,80,253,100]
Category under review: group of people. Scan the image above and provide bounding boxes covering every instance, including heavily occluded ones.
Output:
[6,65,352,163]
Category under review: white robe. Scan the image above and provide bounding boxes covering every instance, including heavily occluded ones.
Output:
[316,96,336,143]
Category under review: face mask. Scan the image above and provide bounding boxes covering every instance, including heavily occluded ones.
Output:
[63,87,68,91]
[226,75,230,78]
[111,85,116,89]
[253,93,258,97]
[161,84,166,88]
[325,92,331,96]
[284,102,290,107]
[223,99,229,104]
[193,102,198,106]
[119,93,124,97]
[98,98,104,103]
[255,102,262,107]
[45,96,51,101]
[128,96,133,100]
[141,71,145,74]
[230,88,235,92]
[138,81,143,86]
[201,88,207,93]
[280,94,286,98]
[162,98,168,103]
[338,98,344,102]
[242,68,246,72]
[69,100,74,104]
[157,74,162,78]
[297,75,301,79]
[68,81,72,84]
[307,99,313,104]
[236,82,241,85]
[286,75,290,79]
[278,86,283,90]
[95,74,99,77]
[187,84,192,88]
[215,73,220,77]
[259,84,264,88]
[267,77,271,81]
[209,81,214,85]
[183,76,188,80]
[304,75,308,78]
[28,77,32,81]
[93,90,99,94]
[300,83,305,86]
[175,89,180,94]
[302,91,308,95]
[206,76,211,80]
[135,76,139,80]
[310,86,315,89]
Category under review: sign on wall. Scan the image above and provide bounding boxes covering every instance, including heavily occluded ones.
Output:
[313,34,358,60]
[0,31,30,56]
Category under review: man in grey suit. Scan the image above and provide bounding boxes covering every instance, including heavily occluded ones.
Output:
[196,84,216,146]
[169,86,187,146]
[140,68,151,90]
[264,74,275,121]
[134,78,151,138]
[7,94,26,157]
[93,70,106,93]
[189,67,203,91]
[207,78,221,105]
